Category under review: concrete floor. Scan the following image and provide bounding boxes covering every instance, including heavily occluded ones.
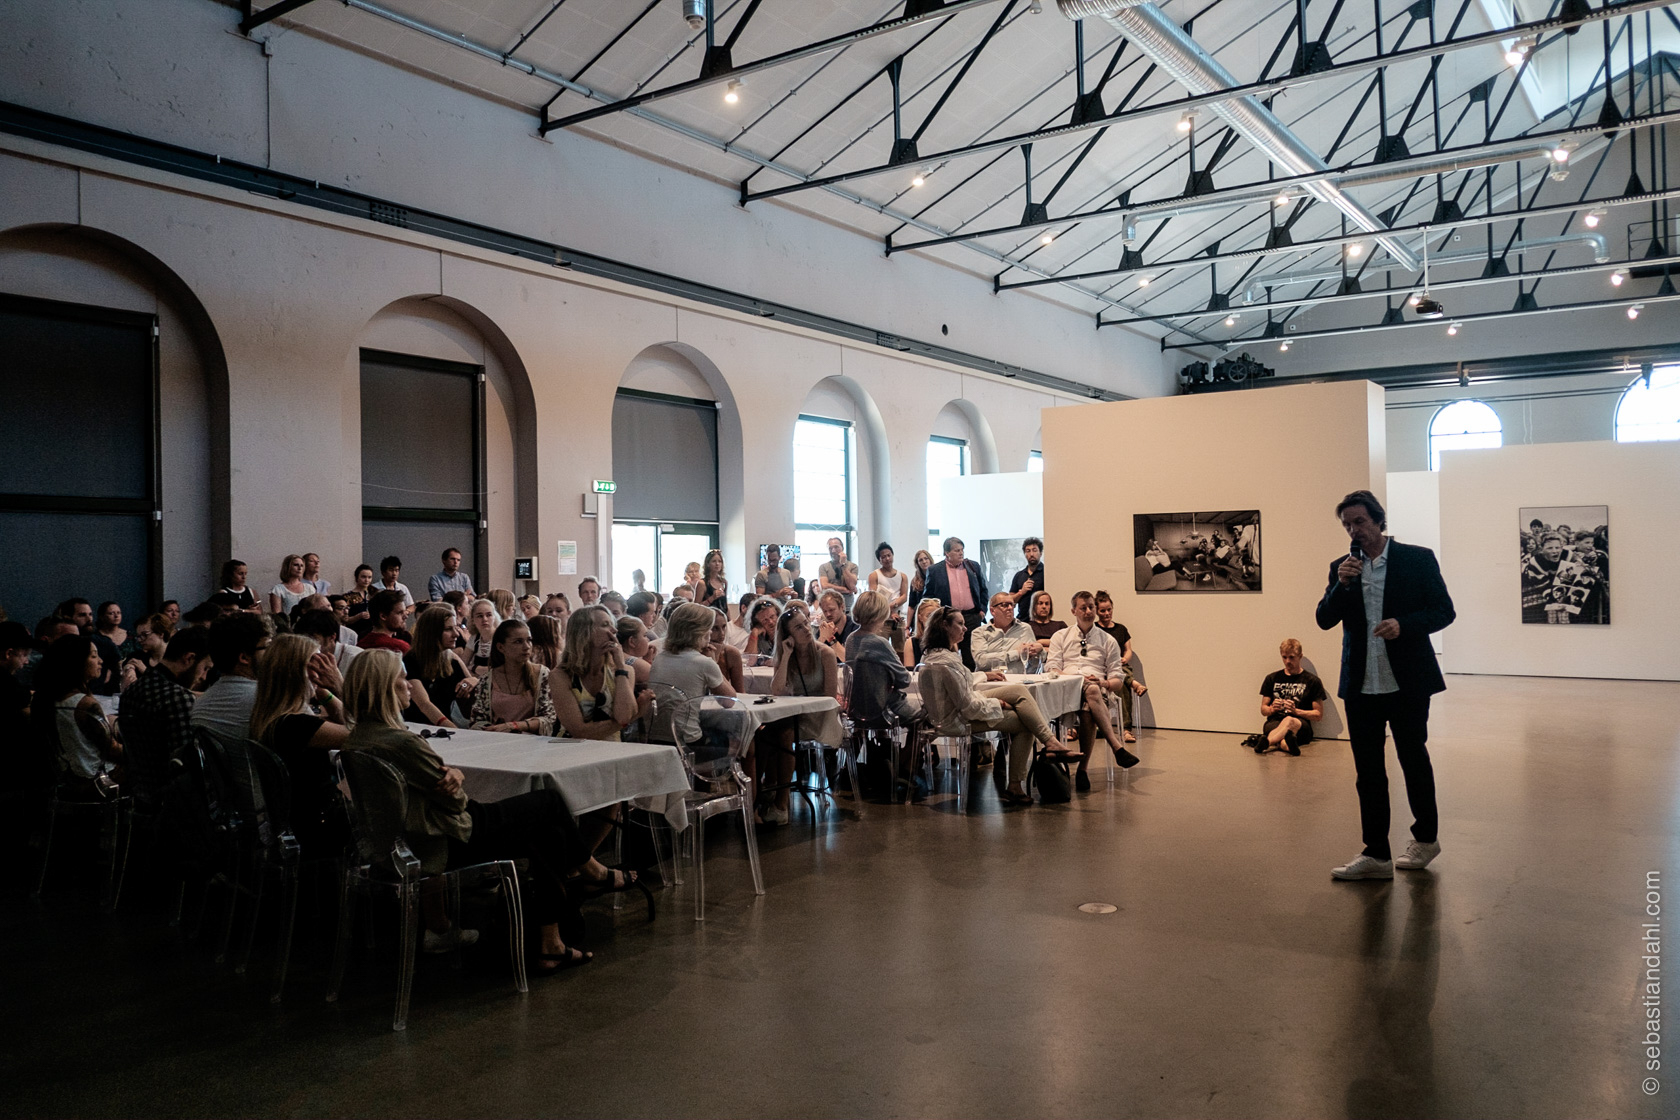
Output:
[4,673,1679,1119]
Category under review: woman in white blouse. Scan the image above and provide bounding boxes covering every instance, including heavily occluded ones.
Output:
[269,554,313,616]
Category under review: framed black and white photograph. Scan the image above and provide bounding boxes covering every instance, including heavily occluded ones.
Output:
[1519,506,1609,624]
[979,538,1029,602]
[1133,511,1261,592]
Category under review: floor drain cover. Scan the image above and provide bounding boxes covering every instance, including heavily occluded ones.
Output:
[1078,902,1118,915]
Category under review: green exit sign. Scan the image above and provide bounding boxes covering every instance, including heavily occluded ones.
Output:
[592,479,617,494]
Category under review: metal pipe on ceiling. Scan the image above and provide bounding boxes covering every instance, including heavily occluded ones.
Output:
[1058,0,1421,270]
[1243,233,1609,301]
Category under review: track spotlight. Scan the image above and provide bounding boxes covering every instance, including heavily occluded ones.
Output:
[682,0,706,31]
[723,78,741,103]
[1224,314,1237,327]
[1041,232,1056,245]
[1408,292,1423,307]
[1505,35,1537,67]
[1611,269,1627,287]
[911,170,926,188]
[1137,275,1151,287]
[1583,208,1604,229]
[1446,322,1461,336]
[1275,192,1291,208]
[1628,303,1643,320]
[1177,110,1196,134]
[1345,242,1363,259]
[1029,0,1043,12]
[1279,340,1291,352]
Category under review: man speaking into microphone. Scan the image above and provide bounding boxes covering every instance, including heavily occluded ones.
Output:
[1316,490,1456,881]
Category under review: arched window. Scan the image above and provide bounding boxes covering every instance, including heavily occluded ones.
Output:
[1615,364,1680,443]
[1428,399,1502,471]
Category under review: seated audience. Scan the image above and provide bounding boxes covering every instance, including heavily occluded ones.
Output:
[554,606,637,741]
[118,613,171,690]
[58,598,120,696]
[918,607,1054,805]
[375,555,415,609]
[428,547,475,602]
[219,559,260,613]
[96,601,130,656]
[844,591,918,727]
[1045,591,1137,790]
[158,600,182,634]
[2,620,35,735]
[402,604,475,727]
[343,564,377,630]
[814,589,856,661]
[249,633,348,853]
[910,597,944,666]
[540,593,570,625]
[742,596,781,665]
[1255,638,1326,755]
[615,615,656,719]
[971,593,1038,675]
[295,608,360,673]
[21,616,78,690]
[649,602,743,771]
[722,593,754,653]
[270,553,312,616]
[599,590,626,619]
[706,610,746,692]
[754,600,841,826]
[342,650,628,971]
[624,591,659,633]
[190,612,274,748]
[464,597,500,676]
[517,594,541,620]
[1094,590,1149,735]
[1026,590,1066,653]
[301,552,330,595]
[296,592,359,652]
[33,633,125,786]
[527,614,563,670]
[576,576,602,605]
[359,590,412,655]
[681,562,702,599]
[469,619,557,736]
[118,624,212,763]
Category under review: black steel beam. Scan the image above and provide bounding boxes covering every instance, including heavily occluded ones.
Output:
[239,0,322,34]
[887,108,1680,256]
[737,0,1676,204]
[541,0,1008,133]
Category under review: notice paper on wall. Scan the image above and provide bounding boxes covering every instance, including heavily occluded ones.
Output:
[557,540,578,575]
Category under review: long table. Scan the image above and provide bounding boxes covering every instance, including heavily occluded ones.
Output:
[415,725,693,830]
[739,667,1084,720]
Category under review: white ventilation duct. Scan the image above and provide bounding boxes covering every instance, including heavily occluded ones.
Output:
[1058,0,1421,271]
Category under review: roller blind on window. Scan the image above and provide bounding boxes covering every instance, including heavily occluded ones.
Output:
[612,390,719,522]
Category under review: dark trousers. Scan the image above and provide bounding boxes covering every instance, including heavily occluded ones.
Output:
[957,608,983,671]
[450,789,587,938]
[1344,691,1437,861]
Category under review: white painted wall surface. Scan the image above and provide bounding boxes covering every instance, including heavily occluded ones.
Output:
[1043,380,1387,734]
[1438,441,1680,681]
[939,473,1045,564]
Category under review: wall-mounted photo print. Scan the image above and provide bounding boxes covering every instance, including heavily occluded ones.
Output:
[1519,506,1609,624]
[1134,511,1261,592]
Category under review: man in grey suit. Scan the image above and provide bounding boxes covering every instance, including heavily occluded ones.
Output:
[1316,490,1456,881]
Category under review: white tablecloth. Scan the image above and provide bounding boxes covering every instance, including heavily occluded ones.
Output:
[699,695,844,751]
[744,667,1081,723]
[417,725,692,830]
[742,666,775,695]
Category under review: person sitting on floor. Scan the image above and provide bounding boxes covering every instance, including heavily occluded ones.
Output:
[1254,638,1327,755]
[341,650,639,970]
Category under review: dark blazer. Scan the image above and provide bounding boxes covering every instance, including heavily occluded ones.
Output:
[1315,540,1455,700]
[924,559,987,613]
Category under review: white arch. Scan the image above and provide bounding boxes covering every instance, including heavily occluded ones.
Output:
[799,374,893,547]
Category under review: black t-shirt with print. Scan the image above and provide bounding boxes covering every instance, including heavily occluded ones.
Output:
[1259,670,1326,709]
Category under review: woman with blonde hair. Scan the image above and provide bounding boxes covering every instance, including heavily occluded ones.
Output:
[554,605,636,741]
[906,549,936,626]
[269,554,313,616]
[403,605,475,726]
[517,594,541,620]
[705,609,746,692]
[468,619,556,735]
[249,632,349,850]
[758,601,839,824]
[649,602,743,771]
[910,597,944,666]
[488,588,518,623]
[342,650,639,971]
[465,598,500,677]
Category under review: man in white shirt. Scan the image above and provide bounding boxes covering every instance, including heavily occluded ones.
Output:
[299,593,359,650]
[1046,590,1138,789]
[296,608,361,673]
[190,613,273,749]
[375,555,415,609]
[723,592,754,652]
[971,593,1038,675]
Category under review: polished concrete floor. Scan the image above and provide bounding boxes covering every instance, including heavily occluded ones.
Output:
[5,673,1679,1119]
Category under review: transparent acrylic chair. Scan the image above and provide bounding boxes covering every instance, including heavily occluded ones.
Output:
[327,751,526,1031]
[32,716,133,911]
[218,739,302,1003]
[647,682,765,921]
[839,658,907,807]
[916,661,976,813]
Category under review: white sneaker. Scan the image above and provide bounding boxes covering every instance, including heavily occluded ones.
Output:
[761,806,789,826]
[1394,840,1441,870]
[1331,854,1394,880]
[422,926,480,953]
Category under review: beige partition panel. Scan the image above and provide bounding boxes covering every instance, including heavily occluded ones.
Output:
[1439,440,1680,680]
[1042,379,1387,734]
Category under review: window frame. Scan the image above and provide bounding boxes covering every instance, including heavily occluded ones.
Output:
[0,291,162,608]
[926,434,969,553]
[794,414,856,562]
[1427,398,1503,471]
[1614,364,1680,444]
[359,348,486,587]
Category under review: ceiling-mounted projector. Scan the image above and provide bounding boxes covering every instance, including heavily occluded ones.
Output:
[1413,295,1445,319]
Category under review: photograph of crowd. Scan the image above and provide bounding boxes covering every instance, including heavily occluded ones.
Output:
[1133,511,1261,592]
[980,537,1029,601]
[1519,506,1609,625]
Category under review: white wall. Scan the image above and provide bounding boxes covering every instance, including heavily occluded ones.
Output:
[1439,440,1680,681]
[940,473,1045,560]
[1043,380,1386,734]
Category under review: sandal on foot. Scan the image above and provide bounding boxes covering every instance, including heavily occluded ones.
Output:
[534,947,592,973]
[1000,789,1033,806]
[575,868,638,897]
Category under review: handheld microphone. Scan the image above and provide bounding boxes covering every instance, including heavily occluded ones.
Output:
[1350,543,1364,563]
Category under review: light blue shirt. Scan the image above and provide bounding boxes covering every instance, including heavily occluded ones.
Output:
[190,675,257,747]
[1360,540,1399,695]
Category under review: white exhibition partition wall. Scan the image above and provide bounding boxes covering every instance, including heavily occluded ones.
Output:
[1439,440,1680,681]
[1387,470,1444,655]
[939,471,1045,582]
[1043,380,1387,735]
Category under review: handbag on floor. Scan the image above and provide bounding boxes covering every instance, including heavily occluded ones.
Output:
[1030,756,1072,803]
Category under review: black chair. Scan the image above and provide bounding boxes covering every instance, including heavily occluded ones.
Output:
[219,739,303,1004]
[327,751,526,1032]
[112,707,187,915]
